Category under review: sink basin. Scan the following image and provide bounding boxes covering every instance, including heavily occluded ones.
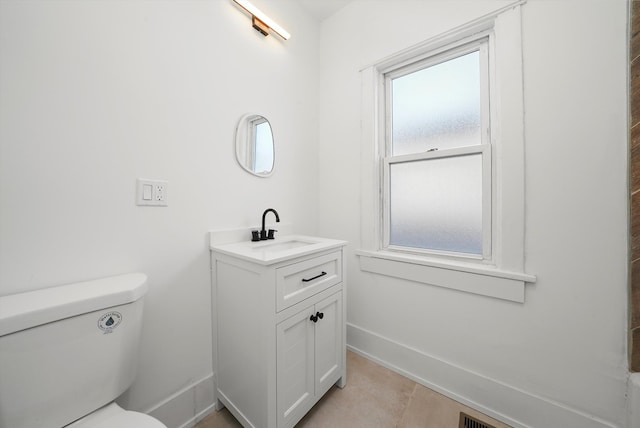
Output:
[210,234,346,265]
[251,239,316,252]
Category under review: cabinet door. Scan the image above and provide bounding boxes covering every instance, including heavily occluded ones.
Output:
[314,291,343,396]
[276,306,315,428]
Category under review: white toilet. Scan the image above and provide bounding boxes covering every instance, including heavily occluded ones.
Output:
[0,273,167,428]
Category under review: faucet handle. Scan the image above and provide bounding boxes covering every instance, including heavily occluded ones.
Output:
[251,231,260,242]
[267,229,277,239]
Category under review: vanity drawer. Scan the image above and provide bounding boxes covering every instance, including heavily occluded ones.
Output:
[276,251,342,312]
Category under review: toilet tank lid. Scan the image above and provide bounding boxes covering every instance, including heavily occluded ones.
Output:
[0,273,148,337]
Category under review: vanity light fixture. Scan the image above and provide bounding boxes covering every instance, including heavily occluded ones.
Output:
[232,0,291,40]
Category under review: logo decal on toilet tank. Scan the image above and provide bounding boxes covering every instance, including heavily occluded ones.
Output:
[98,311,122,334]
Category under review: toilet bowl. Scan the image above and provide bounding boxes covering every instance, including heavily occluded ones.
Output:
[0,273,167,428]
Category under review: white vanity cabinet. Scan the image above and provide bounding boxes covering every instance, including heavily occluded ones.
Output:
[210,235,347,428]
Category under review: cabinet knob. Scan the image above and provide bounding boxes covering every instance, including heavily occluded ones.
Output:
[317,312,324,320]
[310,314,318,323]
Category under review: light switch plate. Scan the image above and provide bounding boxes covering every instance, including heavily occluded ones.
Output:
[137,178,168,206]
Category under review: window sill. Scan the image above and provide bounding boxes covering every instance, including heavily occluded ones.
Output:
[355,250,536,303]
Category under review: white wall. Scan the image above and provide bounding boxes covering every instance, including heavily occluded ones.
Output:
[1,0,630,427]
[318,1,629,427]
[0,0,320,426]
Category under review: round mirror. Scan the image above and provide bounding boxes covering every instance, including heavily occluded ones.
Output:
[235,113,275,177]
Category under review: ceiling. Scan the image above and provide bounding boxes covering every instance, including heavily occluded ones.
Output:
[296,0,353,21]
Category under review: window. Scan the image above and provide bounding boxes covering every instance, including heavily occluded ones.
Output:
[384,42,491,260]
[357,4,535,302]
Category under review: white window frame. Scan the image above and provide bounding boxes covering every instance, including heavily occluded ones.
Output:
[382,39,492,261]
[357,2,536,302]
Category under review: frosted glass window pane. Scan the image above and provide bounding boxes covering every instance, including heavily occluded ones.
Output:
[392,51,480,156]
[389,154,483,254]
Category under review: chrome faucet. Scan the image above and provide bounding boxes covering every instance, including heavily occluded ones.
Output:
[253,208,280,241]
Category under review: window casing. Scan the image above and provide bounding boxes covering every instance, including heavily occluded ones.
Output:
[357,3,535,302]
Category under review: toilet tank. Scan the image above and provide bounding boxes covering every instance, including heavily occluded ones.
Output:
[0,273,148,428]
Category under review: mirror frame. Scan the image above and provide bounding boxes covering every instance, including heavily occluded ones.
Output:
[234,113,275,178]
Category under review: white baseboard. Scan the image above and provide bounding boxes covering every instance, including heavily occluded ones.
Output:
[347,323,618,428]
[146,373,216,428]
[141,326,623,428]
[629,373,640,428]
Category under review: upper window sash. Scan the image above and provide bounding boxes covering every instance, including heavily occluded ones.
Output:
[384,39,490,154]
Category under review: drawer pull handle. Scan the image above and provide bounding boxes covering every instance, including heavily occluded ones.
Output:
[302,271,327,283]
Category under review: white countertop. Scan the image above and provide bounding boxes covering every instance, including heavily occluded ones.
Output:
[210,234,347,265]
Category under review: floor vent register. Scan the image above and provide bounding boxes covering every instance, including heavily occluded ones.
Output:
[459,412,497,428]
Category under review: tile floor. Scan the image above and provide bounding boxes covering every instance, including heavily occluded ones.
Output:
[195,351,511,428]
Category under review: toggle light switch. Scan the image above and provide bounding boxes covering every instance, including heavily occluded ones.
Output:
[142,184,153,201]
